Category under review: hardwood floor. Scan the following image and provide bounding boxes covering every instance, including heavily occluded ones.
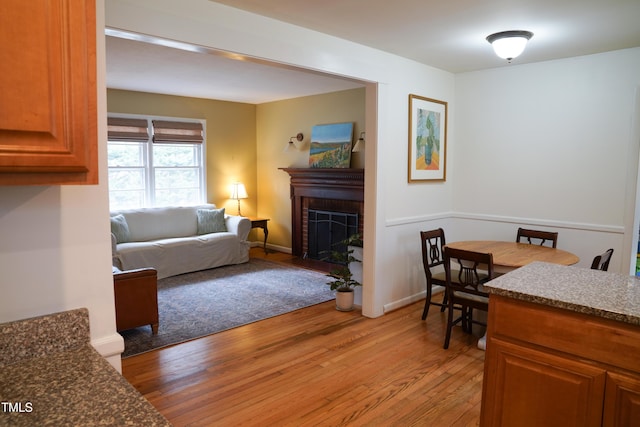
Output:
[122,249,485,426]
[249,246,335,273]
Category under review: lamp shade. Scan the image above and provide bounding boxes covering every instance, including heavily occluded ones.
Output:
[352,132,365,152]
[486,30,533,61]
[230,182,248,200]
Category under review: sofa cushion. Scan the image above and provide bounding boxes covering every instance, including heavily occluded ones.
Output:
[110,214,131,243]
[196,208,227,234]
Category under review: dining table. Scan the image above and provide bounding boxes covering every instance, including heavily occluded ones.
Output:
[443,240,580,350]
[445,240,580,274]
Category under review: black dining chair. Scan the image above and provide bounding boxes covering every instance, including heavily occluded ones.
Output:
[443,247,495,349]
[516,227,558,248]
[420,228,455,320]
[590,248,614,271]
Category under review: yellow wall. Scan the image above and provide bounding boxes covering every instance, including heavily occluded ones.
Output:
[107,87,366,250]
[107,89,257,215]
[257,88,366,249]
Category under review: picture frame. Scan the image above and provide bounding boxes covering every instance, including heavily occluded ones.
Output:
[309,122,354,168]
[408,94,447,182]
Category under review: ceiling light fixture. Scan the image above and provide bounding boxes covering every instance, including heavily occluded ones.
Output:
[486,30,533,62]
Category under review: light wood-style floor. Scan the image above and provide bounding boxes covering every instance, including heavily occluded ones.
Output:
[122,248,485,426]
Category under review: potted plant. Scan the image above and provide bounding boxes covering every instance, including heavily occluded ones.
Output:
[323,233,363,311]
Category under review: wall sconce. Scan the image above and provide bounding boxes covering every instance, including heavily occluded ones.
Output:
[284,133,304,152]
[486,30,533,62]
[352,132,365,152]
[230,182,248,216]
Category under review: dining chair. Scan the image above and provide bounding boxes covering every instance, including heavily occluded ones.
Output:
[443,247,494,349]
[516,227,558,248]
[420,228,452,320]
[590,248,614,271]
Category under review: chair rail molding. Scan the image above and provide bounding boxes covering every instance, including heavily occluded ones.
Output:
[386,211,624,234]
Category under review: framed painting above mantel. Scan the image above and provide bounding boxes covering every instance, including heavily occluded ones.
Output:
[309,122,354,168]
[408,94,447,182]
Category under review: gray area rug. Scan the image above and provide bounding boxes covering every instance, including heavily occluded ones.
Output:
[120,258,335,357]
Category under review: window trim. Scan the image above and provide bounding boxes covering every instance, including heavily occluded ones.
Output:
[107,113,207,209]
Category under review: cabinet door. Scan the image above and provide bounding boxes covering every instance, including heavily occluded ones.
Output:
[603,371,640,427]
[0,0,97,185]
[483,339,606,427]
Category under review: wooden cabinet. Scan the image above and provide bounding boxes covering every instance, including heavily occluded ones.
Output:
[603,372,640,426]
[481,295,640,427]
[0,0,97,185]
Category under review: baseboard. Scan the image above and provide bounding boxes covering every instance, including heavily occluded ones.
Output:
[267,242,291,253]
[92,333,124,373]
[249,240,291,254]
[383,286,444,313]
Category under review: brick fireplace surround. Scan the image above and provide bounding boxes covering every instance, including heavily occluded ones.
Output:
[280,168,364,257]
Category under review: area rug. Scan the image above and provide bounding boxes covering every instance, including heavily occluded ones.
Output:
[120,258,335,357]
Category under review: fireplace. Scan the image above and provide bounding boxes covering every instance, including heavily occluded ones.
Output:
[280,168,364,257]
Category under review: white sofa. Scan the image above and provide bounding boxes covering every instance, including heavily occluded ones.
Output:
[110,204,251,279]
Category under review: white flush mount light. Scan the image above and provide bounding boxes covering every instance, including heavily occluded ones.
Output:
[486,30,533,62]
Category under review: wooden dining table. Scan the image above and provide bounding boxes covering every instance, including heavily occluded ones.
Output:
[445,240,580,274]
[445,240,580,350]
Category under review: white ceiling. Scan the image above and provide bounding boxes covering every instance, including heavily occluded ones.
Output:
[105,34,365,104]
[106,0,640,104]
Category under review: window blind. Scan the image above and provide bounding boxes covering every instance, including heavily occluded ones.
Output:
[107,117,149,141]
[152,120,203,144]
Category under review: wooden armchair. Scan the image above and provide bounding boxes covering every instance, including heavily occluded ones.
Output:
[419,228,450,319]
[443,247,494,349]
[591,248,614,271]
[113,267,159,334]
[516,227,558,248]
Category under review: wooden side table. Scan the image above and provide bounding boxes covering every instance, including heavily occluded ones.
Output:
[248,217,269,252]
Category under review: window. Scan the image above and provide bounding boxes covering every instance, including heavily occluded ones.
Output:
[107,116,206,210]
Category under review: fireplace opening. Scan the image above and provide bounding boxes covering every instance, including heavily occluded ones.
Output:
[307,209,358,263]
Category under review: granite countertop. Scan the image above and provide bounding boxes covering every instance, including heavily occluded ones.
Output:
[484,262,640,326]
[0,346,170,426]
[0,308,170,426]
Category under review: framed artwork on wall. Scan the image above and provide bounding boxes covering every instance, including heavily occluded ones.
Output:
[309,122,354,168]
[408,94,447,182]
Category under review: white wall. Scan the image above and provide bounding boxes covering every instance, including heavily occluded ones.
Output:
[0,0,124,370]
[3,3,638,367]
[105,1,640,319]
[105,0,456,318]
[453,48,640,273]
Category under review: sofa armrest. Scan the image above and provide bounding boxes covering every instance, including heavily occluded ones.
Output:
[111,233,123,269]
[225,215,251,241]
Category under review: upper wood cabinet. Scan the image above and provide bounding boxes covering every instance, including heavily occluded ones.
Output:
[0,0,98,185]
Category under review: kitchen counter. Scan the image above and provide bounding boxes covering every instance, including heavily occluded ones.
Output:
[480,262,640,426]
[0,308,170,426]
[483,261,640,326]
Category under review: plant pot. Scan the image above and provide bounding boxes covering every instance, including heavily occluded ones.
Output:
[335,289,355,311]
